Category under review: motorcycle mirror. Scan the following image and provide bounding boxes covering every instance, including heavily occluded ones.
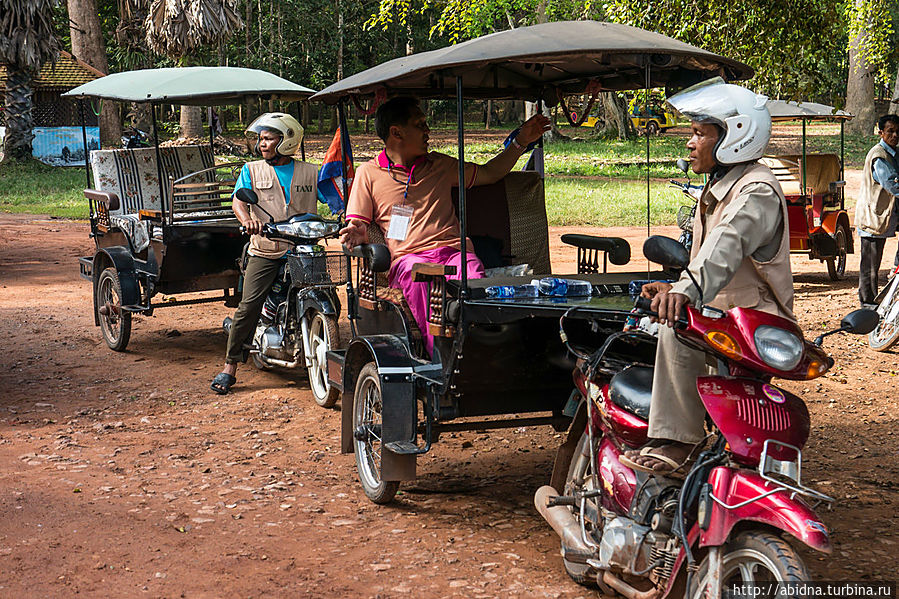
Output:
[235,188,259,205]
[643,235,689,270]
[840,309,879,335]
[676,158,691,175]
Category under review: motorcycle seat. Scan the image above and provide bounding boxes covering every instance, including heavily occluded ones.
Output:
[608,366,653,420]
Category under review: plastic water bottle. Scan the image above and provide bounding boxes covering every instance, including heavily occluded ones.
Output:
[537,277,592,297]
[486,284,538,298]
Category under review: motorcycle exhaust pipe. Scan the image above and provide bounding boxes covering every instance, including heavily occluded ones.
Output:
[601,571,660,599]
[534,485,593,556]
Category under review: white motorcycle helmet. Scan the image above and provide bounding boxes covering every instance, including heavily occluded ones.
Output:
[246,112,304,156]
[666,78,771,165]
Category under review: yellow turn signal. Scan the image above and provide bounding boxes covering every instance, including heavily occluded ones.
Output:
[705,331,742,360]
[806,360,829,379]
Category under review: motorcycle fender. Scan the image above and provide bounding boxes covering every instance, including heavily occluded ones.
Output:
[296,287,340,317]
[699,466,831,553]
[92,247,141,324]
[340,335,416,482]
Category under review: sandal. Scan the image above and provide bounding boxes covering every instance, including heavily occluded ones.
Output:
[210,372,237,395]
[619,444,695,478]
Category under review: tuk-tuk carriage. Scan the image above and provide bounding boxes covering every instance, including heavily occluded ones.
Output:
[311,20,753,504]
[63,68,315,351]
[761,100,854,280]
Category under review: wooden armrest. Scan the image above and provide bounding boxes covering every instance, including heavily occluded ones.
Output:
[411,262,457,278]
[561,234,631,265]
[139,209,162,220]
[84,189,120,212]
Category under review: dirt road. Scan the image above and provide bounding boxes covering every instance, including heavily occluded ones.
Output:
[0,212,897,598]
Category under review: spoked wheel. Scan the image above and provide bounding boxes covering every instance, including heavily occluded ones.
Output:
[689,532,809,599]
[645,120,660,135]
[561,427,601,586]
[826,224,848,280]
[869,282,899,351]
[95,267,131,352]
[307,311,339,407]
[353,362,399,504]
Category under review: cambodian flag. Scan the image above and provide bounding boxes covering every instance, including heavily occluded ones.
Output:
[317,128,354,214]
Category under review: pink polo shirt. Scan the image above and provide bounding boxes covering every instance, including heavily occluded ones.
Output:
[346,151,476,261]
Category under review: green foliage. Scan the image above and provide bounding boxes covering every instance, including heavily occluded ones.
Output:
[604,0,849,102]
[845,0,895,85]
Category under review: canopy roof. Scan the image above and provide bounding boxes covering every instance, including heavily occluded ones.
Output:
[312,21,753,104]
[62,67,316,105]
[766,99,852,122]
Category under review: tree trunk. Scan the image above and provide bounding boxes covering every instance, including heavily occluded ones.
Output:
[600,92,636,140]
[890,64,899,117]
[845,7,876,135]
[67,0,121,147]
[179,105,205,139]
[2,67,36,162]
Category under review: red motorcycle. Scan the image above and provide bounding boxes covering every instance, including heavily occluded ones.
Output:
[536,236,878,599]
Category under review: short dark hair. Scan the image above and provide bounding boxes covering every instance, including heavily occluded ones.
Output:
[878,114,899,131]
[375,97,420,142]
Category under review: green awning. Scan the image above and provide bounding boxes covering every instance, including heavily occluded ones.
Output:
[62,67,316,105]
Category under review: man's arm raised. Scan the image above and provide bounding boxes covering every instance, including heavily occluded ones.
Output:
[469,114,551,186]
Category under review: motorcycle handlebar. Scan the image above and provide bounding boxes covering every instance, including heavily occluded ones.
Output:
[633,295,689,327]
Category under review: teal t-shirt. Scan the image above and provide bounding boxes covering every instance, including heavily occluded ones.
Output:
[234,162,295,205]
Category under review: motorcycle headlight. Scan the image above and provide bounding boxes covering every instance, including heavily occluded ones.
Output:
[753,325,803,371]
[289,221,334,237]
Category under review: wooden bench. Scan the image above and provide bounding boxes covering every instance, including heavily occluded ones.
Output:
[760,153,843,198]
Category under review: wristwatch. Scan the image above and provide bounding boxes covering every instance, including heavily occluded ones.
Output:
[510,136,523,150]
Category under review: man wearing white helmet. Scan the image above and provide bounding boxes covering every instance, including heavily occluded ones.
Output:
[620,78,794,476]
[211,112,321,394]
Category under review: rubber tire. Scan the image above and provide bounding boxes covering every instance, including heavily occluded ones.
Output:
[646,120,660,135]
[689,531,809,599]
[353,362,400,504]
[561,428,599,587]
[826,224,848,281]
[96,267,131,352]
[869,284,899,351]
[307,311,340,408]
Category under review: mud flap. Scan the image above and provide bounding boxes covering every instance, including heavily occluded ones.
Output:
[380,376,417,482]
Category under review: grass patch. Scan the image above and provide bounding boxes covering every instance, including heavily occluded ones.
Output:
[0,161,89,218]
[545,177,686,227]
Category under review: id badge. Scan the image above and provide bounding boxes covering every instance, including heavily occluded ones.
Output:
[386,205,413,241]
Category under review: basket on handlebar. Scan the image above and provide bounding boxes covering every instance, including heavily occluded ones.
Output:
[286,250,349,285]
[676,205,695,231]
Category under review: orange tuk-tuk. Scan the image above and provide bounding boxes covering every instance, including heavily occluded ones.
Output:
[761,100,853,280]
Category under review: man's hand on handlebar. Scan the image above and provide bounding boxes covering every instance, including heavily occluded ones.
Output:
[339,218,369,251]
[641,281,690,327]
[241,219,263,236]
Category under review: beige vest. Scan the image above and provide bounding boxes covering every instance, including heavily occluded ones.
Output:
[693,162,795,321]
[855,143,897,236]
[246,160,320,259]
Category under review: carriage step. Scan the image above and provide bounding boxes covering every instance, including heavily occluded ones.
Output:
[78,256,93,280]
[385,441,426,455]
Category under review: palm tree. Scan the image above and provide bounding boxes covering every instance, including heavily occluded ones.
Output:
[144,0,242,139]
[0,0,61,162]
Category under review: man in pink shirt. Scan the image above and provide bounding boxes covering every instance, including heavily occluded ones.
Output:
[340,97,549,356]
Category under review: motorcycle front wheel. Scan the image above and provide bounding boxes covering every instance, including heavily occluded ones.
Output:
[307,311,340,407]
[562,426,602,587]
[689,531,809,599]
[869,281,899,351]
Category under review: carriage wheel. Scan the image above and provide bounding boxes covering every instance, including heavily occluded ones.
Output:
[353,362,399,504]
[826,224,848,281]
[308,312,340,408]
[645,120,660,135]
[95,267,131,352]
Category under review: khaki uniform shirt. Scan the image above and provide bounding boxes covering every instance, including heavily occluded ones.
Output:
[671,162,794,321]
[243,159,319,259]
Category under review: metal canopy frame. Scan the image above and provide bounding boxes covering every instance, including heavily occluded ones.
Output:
[327,21,752,308]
